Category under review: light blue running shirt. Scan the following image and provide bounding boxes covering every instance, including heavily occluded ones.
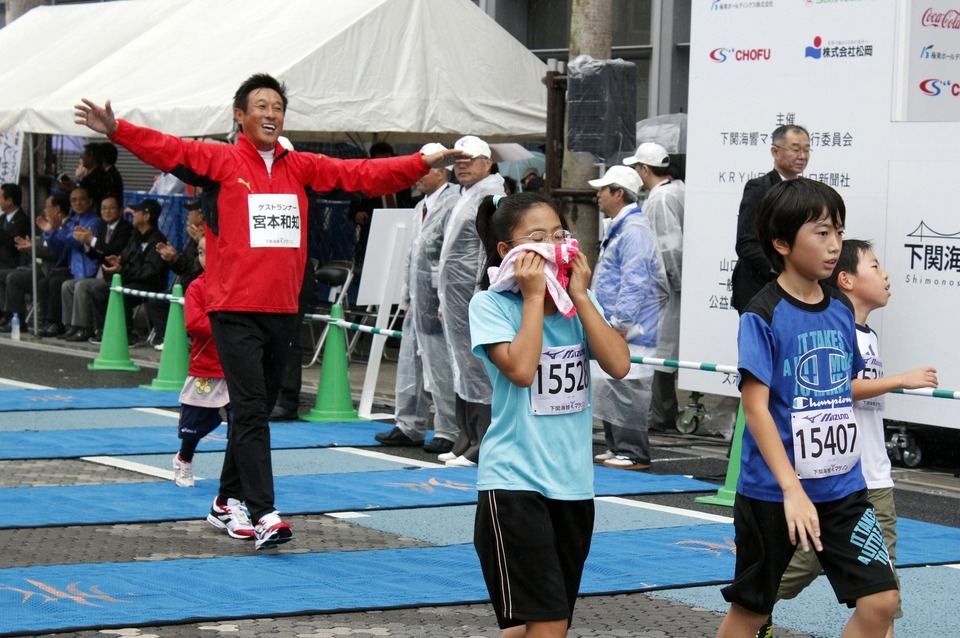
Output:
[470,289,603,500]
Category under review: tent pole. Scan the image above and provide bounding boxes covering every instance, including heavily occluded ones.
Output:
[28,132,38,337]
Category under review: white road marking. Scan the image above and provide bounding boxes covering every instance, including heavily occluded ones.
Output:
[596,495,734,523]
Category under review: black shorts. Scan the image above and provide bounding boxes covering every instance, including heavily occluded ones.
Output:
[474,490,594,630]
[177,404,226,441]
[722,489,898,615]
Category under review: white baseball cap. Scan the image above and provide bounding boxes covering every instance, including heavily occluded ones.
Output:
[454,135,491,159]
[623,142,670,168]
[588,165,643,197]
[419,142,452,170]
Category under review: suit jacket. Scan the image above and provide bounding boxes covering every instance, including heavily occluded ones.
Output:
[87,218,134,266]
[731,169,781,313]
[0,209,30,269]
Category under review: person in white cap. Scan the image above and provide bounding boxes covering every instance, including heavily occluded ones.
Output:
[588,165,668,470]
[624,141,685,432]
[376,144,460,456]
[437,135,506,467]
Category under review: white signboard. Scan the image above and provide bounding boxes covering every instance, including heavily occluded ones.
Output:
[355,208,417,306]
[683,0,960,429]
[0,130,23,184]
[893,1,960,122]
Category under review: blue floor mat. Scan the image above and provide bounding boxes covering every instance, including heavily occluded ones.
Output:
[0,467,716,528]
[0,526,728,635]
[2,522,955,637]
[0,388,181,411]
[0,420,394,459]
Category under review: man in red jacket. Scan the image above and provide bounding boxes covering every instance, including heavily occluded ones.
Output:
[76,74,465,550]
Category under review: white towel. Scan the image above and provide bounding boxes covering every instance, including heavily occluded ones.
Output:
[487,239,580,318]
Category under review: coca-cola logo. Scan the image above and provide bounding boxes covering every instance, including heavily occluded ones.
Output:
[921,8,960,29]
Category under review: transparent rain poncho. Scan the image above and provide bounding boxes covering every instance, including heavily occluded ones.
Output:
[437,173,505,403]
[396,183,459,401]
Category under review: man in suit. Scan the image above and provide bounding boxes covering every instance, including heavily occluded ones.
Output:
[59,192,133,342]
[0,183,29,272]
[731,124,810,313]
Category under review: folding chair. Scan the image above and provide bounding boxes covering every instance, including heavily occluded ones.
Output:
[303,259,354,368]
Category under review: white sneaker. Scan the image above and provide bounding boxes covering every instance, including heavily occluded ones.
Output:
[255,510,294,550]
[445,455,477,468]
[593,450,616,463]
[437,451,457,462]
[206,497,255,539]
[172,453,194,488]
[602,455,650,471]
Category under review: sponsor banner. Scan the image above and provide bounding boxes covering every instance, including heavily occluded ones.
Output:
[882,162,960,423]
[894,1,960,121]
[0,131,22,185]
[683,0,960,428]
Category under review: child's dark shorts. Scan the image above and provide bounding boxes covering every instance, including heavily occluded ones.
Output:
[721,489,898,616]
[474,490,594,630]
[177,404,224,441]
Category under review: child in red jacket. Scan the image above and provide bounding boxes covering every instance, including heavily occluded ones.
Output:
[173,235,230,488]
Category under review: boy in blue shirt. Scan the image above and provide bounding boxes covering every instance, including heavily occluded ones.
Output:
[716,179,899,638]
[776,238,937,637]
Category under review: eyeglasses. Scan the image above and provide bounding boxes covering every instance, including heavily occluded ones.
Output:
[774,146,812,156]
[506,229,572,244]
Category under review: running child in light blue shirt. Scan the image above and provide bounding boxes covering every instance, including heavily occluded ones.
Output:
[469,192,630,638]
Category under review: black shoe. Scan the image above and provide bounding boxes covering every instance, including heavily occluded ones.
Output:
[0,316,8,329]
[0,323,11,334]
[269,406,299,421]
[423,437,455,454]
[374,427,422,446]
[88,329,103,344]
[49,324,71,338]
[65,328,91,343]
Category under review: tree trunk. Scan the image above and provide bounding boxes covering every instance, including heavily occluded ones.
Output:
[563,0,612,266]
[5,0,44,25]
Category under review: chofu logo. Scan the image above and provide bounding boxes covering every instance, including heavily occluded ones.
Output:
[919,78,959,96]
[709,47,771,62]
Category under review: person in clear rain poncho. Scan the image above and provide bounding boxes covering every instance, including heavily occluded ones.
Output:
[625,142,684,432]
[588,166,668,471]
[376,144,460,456]
[437,136,505,467]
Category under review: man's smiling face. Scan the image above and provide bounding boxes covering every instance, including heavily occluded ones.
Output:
[235,88,285,151]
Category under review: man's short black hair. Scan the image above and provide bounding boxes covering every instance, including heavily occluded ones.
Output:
[824,238,872,289]
[98,142,119,166]
[772,124,810,147]
[756,178,846,271]
[233,73,288,113]
[82,142,107,165]
[49,194,70,214]
[1,183,22,207]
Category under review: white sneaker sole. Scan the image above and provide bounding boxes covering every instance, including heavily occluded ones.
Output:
[255,528,294,550]
[206,513,254,540]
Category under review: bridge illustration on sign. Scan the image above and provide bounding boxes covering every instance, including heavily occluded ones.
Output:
[906,221,960,242]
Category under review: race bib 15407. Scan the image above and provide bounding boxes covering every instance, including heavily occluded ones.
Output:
[791,406,861,479]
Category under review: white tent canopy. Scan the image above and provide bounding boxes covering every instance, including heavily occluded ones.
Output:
[0,0,547,143]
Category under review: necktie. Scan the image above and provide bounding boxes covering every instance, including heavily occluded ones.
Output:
[422,201,427,220]
[97,225,113,279]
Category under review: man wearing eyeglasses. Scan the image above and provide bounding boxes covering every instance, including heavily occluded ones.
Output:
[588,165,668,471]
[731,124,811,313]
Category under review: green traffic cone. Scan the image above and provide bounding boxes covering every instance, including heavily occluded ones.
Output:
[141,284,189,392]
[695,401,745,508]
[302,304,365,422]
[88,274,139,372]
